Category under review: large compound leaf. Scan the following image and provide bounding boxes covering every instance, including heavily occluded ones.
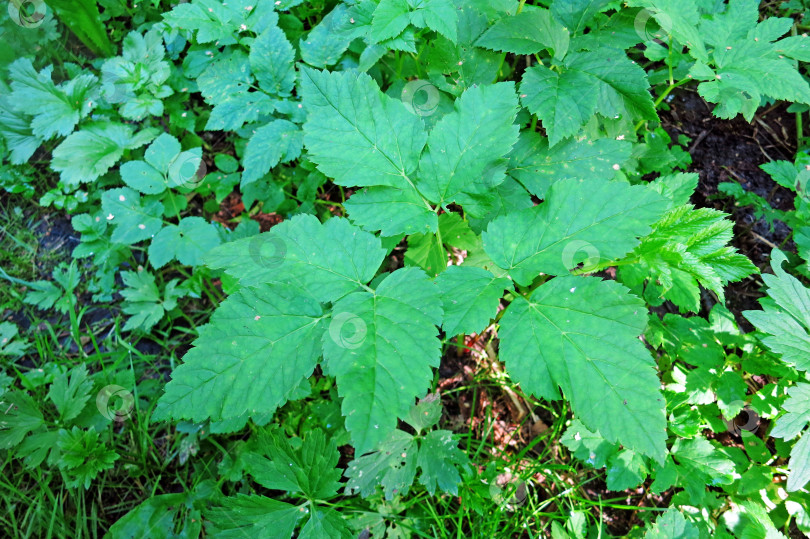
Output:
[744,250,810,373]
[154,285,325,422]
[483,178,668,285]
[301,68,427,188]
[415,82,520,208]
[322,267,442,453]
[499,275,667,461]
[205,215,386,303]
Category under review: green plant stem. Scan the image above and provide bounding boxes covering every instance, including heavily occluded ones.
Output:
[634,78,692,132]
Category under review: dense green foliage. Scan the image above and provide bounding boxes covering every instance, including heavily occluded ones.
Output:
[3,0,810,537]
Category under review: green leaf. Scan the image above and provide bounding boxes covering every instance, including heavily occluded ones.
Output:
[561,419,618,468]
[346,429,418,499]
[245,430,342,499]
[101,30,172,120]
[371,0,411,42]
[197,49,276,131]
[249,21,296,96]
[120,161,167,195]
[9,58,97,139]
[205,495,300,539]
[415,82,519,208]
[670,436,735,490]
[438,213,478,251]
[154,285,324,422]
[57,427,119,490]
[691,1,810,120]
[299,507,351,538]
[606,449,647,491]
[483,178,667,285]
[714,370,748,418]
[744,250,810,373]
[0,96,39,164]
[300,4,354,68]
[52,123,156,187]
[205,215,386,302]
[786,432,810,492]
[145,133,182,174]
[520,49,657,146]
[627,0,708,62]
[101,188,164,245]
[621,205,757,312]
[322,267,442,453]
[404,232,446,277]
[408,0,458,42]
[301,68,427,188]
[242,120,303,185]
[424,10,502,94]
[551,0,613,36]
[109,490,205,539]
[405,393,443,433]
[507,131,632,198]
[120,272,185,332]
[771,383,810,441]
[519,64,596,147]
[47,365,93,423]
[23,280,63,311]
[475,8,569,59]
[45,0,114,57]
[163,0,250,44]
[344,186,437,236]
[416,429,468,495]
[499,276,667,461]
[644,508,699,539]
[435,266,511,335]
[0,391,45,449]
[0,322,28,357]
[148,217,222,268]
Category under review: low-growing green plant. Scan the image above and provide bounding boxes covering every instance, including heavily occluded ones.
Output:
[2,0,810,536]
